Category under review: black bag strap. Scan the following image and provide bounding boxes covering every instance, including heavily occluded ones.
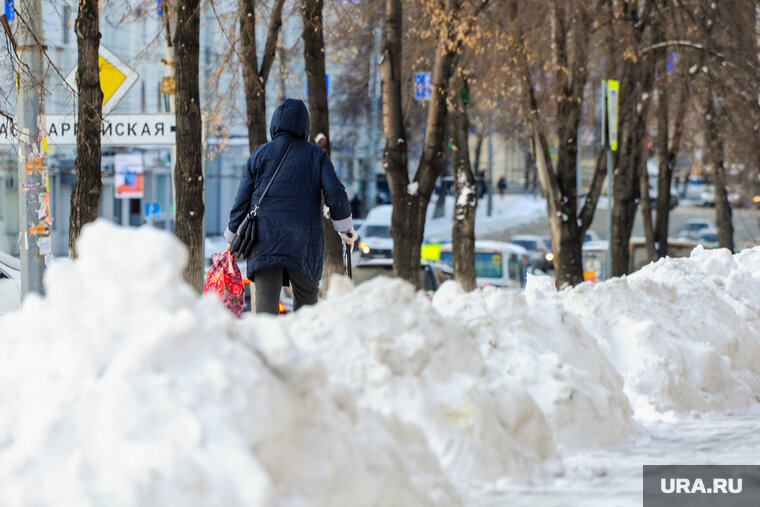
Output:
[251,141,295,217]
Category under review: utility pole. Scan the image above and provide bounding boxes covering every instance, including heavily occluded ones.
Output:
[15,0,49,297]
[487,133,493,216]
[161,1,176,229]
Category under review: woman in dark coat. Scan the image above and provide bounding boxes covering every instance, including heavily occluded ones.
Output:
[225,99,354,314]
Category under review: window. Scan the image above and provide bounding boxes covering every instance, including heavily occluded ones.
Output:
[440,252,503,279]
[511,239,537,251]
[363,225,390,238]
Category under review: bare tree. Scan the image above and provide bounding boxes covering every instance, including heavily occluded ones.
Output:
[381,0,489,288]
[503,0,602,287]
[173,0,204,290]
[301,0,345,286]
[68,0,103,258]
[239,0,286,151]
[449,68,477,291]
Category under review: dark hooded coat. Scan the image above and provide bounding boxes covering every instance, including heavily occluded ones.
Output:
[227,99,351,282]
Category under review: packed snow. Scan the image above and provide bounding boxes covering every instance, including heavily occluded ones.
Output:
[1,220,759,505]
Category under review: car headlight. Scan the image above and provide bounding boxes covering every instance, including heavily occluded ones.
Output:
[359,242,370,254]
[545,252,554,262]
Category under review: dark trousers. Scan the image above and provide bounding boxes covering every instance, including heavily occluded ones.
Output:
[254,266,319,314]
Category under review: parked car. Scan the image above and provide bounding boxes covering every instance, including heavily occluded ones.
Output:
[439,240,530,290]
[509,234,553,272]
[352,258,453,296]
[699,185,740,207]
[0,251,21,315]
[694,229,719,248]
[357,205,393,260]
[676,219,714,240]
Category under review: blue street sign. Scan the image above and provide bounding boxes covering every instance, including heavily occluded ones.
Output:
[666,52,677,72]
[414,72,432,101]
[5,0,14,22]
[144,202,160,217]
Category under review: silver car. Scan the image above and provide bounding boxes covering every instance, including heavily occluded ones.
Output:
[0,252,21,314]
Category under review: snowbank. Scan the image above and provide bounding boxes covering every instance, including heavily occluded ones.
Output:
[266,278,561,484]
[433,282,634,447]
[559,245,760,417]
[0,221,457,507]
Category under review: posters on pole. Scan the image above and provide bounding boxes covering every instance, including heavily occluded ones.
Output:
[114,153,144,199]
[606,79,620,151]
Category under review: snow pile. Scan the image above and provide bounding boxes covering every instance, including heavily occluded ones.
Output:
[0,220,457,507]
[265,278,561,485]
[433,281,634,447]
[559,245,760,417]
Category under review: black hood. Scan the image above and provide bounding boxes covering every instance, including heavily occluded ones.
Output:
[269,98,310,141]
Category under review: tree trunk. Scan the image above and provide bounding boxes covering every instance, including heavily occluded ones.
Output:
[240,0,285,151]
[239,0,266,150]
[174,0,204,290]
[301,0,343,286]
[69,0,103,258]
[699,2,733,252]
[704,86,734,251]
[653,81,671,258]
[638,53,658,263]
[382,0,463,288]
[449,72,477,292]
[553,98,584,288]
[380,0,414,287]
[611,58,642,277]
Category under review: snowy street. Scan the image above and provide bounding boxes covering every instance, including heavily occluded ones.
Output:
[469,411,760,505]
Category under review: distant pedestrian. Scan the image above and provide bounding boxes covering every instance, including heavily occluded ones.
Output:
[225,99,355,314]
[497,176,507,197]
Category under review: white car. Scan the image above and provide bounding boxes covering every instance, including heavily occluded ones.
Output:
[0,252,21,314]
[699,185,740,207]
[357,205,393,261]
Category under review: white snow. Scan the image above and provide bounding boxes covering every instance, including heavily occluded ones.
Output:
[1,220,759,505]
[407,181,419,196]
[425,194,546,240]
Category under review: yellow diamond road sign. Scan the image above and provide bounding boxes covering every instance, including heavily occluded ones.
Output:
[65,45,139,114]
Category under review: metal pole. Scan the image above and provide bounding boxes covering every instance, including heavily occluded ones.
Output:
[487,133,493,216]
[162,3,176,230]
[16,0,47,297]
[603,82,613,281]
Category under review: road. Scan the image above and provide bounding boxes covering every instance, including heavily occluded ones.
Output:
[484,198,760,248]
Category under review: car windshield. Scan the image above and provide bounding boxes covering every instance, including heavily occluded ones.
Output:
[363,225,391,238]
[440,252,503,278]
[510,239,538,251]
[684,223,709,231]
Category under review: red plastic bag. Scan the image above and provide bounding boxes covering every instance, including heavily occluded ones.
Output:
[203,252,245,318]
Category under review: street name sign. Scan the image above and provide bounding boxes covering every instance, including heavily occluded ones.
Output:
[0,114,176,146]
